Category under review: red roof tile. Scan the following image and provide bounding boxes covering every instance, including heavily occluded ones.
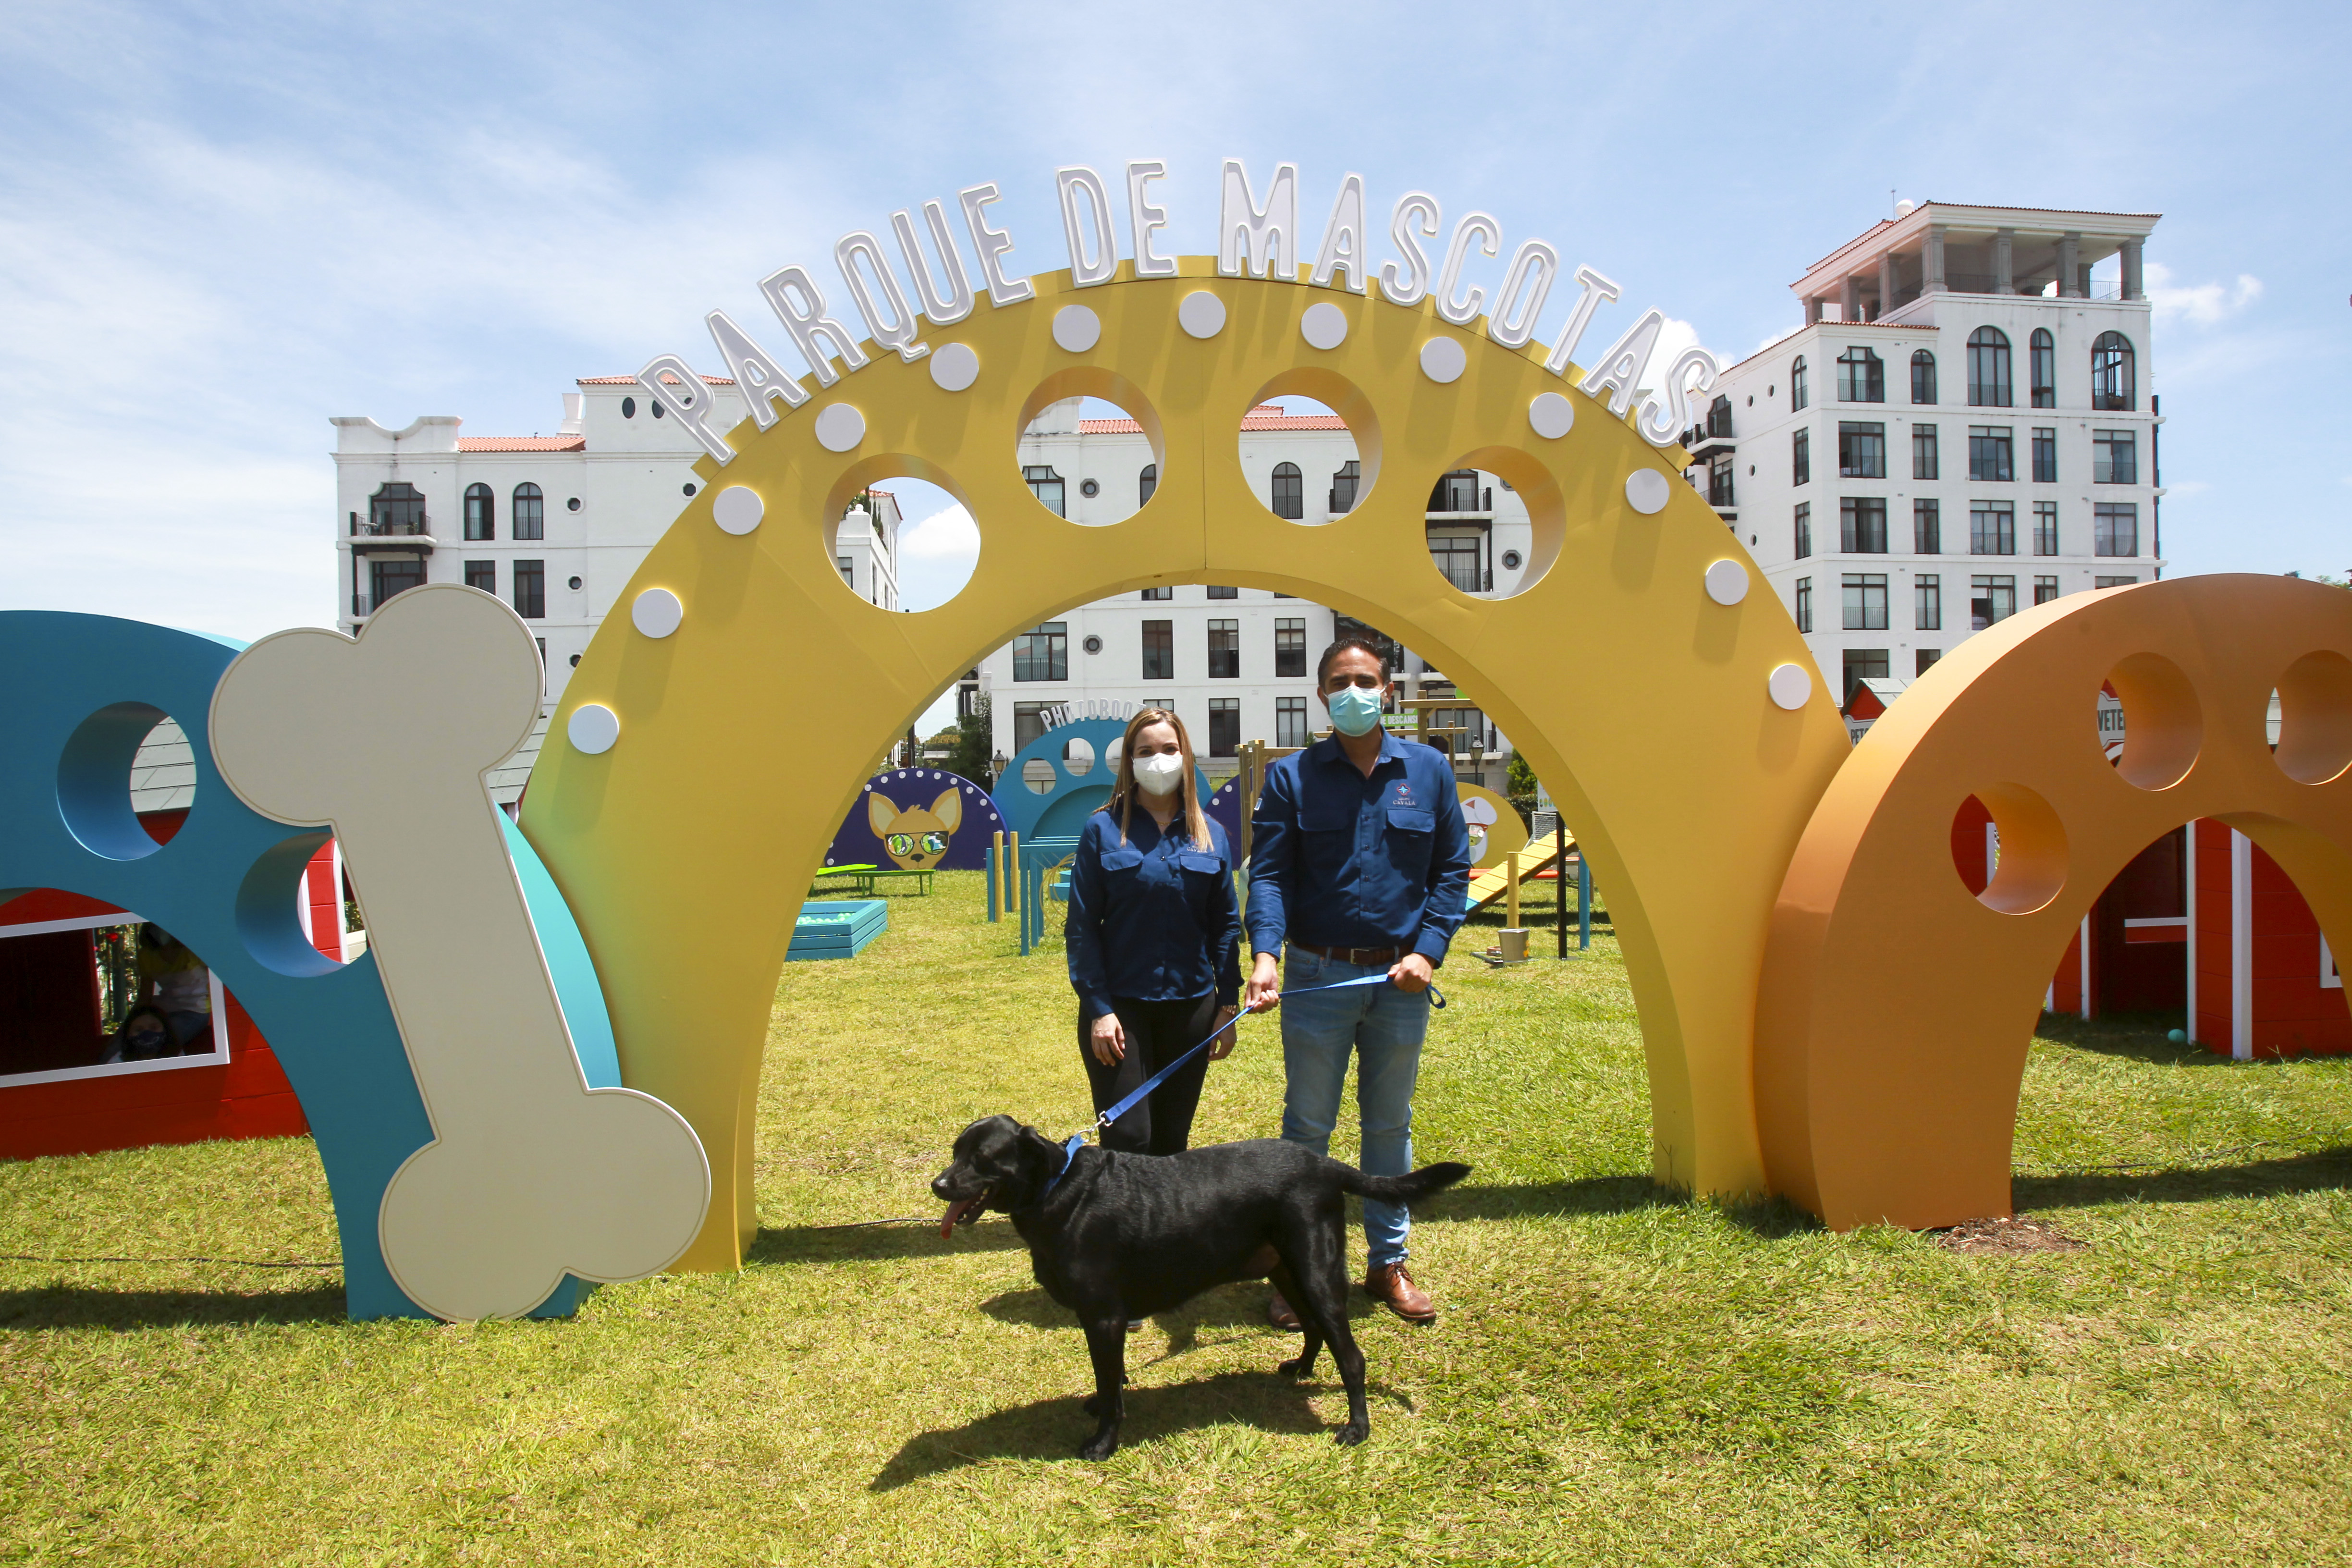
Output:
[456,437,588,452]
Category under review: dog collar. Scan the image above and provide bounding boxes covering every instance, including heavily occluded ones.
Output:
[1036,1132,1089,1203]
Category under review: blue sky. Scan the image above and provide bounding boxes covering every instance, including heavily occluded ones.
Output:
[3,0,2346,649]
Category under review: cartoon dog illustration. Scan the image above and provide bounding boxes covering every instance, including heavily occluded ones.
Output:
[868,785,964,870]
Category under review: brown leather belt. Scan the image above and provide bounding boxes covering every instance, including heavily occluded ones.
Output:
[1289,941,1407,967]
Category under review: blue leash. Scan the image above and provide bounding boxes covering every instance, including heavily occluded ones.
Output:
[1038,971,1446,1200]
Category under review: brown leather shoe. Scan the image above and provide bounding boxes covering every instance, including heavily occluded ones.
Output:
[1364,1262,1435,1323]
[1267,1287,1301,1331]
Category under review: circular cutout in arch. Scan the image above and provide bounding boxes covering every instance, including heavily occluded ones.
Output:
[2273,649,2352,784]
[1415,446,1566,599]
[1017,368,1167,527]
[1959,784,2069,915]
[236,829,343,978]
[57,702,189,862]
[821,461,980,610]
[2103,652,2202,790]
[1237,371,1378,528]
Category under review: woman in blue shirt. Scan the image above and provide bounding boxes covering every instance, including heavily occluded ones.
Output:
[1065,707,1242,1156]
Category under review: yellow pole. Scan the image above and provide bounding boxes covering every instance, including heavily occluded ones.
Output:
[1006,831,1021,912]
[992,830,1005,913]
[1506,853,1521,928]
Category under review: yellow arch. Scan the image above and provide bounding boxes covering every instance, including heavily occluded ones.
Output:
[522,260,1852,1270]
[1755,575,2352,1231]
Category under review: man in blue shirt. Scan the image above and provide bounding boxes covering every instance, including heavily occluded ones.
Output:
[1245,634,1471,1326]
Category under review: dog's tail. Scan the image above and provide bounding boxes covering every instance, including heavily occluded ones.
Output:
[1342,1161,1470,1207]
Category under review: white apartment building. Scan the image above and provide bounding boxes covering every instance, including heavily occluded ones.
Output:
[1685,201,2165,707]
[331,376,903,728]
[975,400,1533,782]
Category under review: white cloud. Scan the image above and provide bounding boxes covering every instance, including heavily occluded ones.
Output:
[2144,263,2264,327]
[899,501,980,562]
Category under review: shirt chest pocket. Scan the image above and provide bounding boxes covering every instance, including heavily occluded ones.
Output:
[1176,850,1226,881]
[1384,807,1436,875]
[1099,846,1145,878]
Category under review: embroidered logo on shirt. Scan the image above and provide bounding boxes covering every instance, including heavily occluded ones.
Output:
[1390,783,1418,808]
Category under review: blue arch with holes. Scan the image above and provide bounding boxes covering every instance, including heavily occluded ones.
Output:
[990,719,1213,844]
[0,612,613,1320]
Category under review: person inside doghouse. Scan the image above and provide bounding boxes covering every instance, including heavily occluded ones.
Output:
[104,1003,179,1064]
[136,925,213,1054]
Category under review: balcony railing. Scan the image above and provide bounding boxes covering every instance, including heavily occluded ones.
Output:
[1426,486,1492,516]
[351,518,431,537]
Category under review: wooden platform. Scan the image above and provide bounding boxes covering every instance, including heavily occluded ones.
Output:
[1464,836,1575,912]
[788,899,888,961]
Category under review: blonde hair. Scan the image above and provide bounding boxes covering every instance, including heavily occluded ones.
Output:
[1100,707,1213,850]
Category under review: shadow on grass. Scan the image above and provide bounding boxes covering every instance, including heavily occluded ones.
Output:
[0,1281,347,1330]
[870,1365,1394,1488]
[2031,1011,2229,1068]
[977,1279,1379,1338]
[2018,1146,2352,1211]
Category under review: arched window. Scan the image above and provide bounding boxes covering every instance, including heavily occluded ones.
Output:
[1790,355,1809,411]
[368,481,424,536]
[1138,463,1157,505]
[2091,331,2135,411]
[1967,327,2011,408]
[2030,329,2056,408]
[1911,349,1937,405]
[1270,462,1302,520]
[463,482,494,541]
[1330,458,1361,514]
[1836,346,1884,402]
[512,482,545,540]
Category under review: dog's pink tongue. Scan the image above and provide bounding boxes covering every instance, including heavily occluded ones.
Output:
[940,1203,959,1239]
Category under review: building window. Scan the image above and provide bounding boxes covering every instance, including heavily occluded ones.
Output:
[511,483,544,540]
[1793,502,1812,559]
[1838,422,1886,478]
[464,559,495,593]
[512,559,545,619]
[1206,618,1240,678]
[1207,698,1241,758]
[1836,346,1885,403]
[1842,648,1889,697]
[1707,453,1736,506]
[2033,502,2059,556]
[1206,585,1238,600]
[1970,502,2016,556]
[2032,427,2057,483]
[1967,426,2014,482]
[1790,355,1809,411]
[1706,394,1734,438]
[1024,466,1065,517]
[2029,328,2056,408]
[463,483,494,541]
[1271,462,1304,519]
[1330,459,1360,514]
[1791,428,1810,486]
[1916,575,1942,631]
[1970,574,2017,629]
[368,557,424,610]
[1274,617,1307,677]
[1841,573,1888,630]
[1912,424,1939,480]
[2094,503,2140,557]
[1013,622,1068,681]
[1794,577,1813,634]
[1916,648,1941,676]
[1911,349,1937,404]
[622,396,637,418]
[1967,326,2012,407]
[1840,497,1888,553]
[1275,695,1309,747]
[1014,701,1053,752]
[2091,331,2136,411]
[2095,574,2140,589]
[1141,619,1174,680]
[1139,463,1157,505]
[1140,586,1172,601]
[2034,575,2060,605]
[365,482,425,538]
[2093,429,2138,485]
[1913,499,1941,554]
[1428,532,1485,592]
[1428,470,1482,512]
[837,555,854,587]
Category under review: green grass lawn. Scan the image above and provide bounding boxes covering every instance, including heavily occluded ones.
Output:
[3,870,2348,1566]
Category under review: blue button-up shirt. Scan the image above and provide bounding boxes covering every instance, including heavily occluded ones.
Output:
[1247,733,1472,965]
[1066,808,1243,1019]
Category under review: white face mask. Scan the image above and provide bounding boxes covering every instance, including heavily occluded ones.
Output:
[1132,752,1185,796]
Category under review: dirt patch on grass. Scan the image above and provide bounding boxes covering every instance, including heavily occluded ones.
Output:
[1934,1216,2088,1255]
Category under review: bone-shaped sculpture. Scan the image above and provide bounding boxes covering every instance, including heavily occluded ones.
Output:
[209,586,710,1320]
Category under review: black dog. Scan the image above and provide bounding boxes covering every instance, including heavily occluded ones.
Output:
[932,1114,1469,1459]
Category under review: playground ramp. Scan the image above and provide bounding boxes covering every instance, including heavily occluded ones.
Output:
[1464,835,1575,913]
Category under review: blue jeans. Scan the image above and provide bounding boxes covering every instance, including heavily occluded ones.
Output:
[1278,949,1430,1267]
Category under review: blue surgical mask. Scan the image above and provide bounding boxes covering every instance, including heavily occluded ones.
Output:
[1325,684,1384,736]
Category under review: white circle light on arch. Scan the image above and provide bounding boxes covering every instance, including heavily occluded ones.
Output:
[1300,301,1348,351]
[1767,664,1813,711]
[1703,560,1750,607]
[929,341,979,392]
[1052,305,1102,352]
[1528,392,1574,440]
[568,703,621,755]
[1625,469,1671,514]
[813,404,865,453]
[711,485,764,535]
[1419,337,1467,384]
[632,587,684,638]
[1178,291,1226,339]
